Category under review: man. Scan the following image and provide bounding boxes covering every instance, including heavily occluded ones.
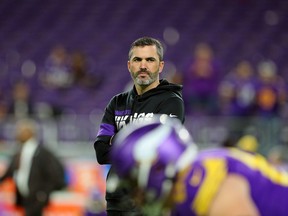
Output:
[110,115,288,216]
[0,119,67,216]
[94,37,185,215]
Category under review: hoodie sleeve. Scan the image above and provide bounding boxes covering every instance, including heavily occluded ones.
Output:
[94,98,117,165]
[157,96,185,123]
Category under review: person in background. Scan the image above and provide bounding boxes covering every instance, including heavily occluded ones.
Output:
[218,60,257,117]
[218,60,258,140]
[110,115,288,216]
[254,60,287,153]
[69,50,103,89]
[7,80,59,119]
[180,42,221,115]
[254,60,286,118]
[0,118,67,216]
[94,37,185,216]
[8,80,35,119]
[40,45,72,89]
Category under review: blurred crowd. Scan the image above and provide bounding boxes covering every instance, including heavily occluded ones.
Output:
[1,42,287,120]
[0,41,288,153]
[0,45,104,121]
[174,42,287,119]
[170,42,288,155]
[40,45,103,90]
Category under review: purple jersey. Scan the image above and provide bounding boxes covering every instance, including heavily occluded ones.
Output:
[172,148,288,216]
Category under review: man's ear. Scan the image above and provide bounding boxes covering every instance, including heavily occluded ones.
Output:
[127,61,131,72]
[159,61,164,74]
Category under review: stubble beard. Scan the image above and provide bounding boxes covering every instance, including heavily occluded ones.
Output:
[132,71,159,87]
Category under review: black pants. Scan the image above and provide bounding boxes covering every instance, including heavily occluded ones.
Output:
[20,196,46,216]
[24,207,44,216]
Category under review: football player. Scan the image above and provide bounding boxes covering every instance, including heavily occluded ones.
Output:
[110,115,288,216]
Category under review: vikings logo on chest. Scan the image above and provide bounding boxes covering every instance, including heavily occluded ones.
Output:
[115,112,154,130]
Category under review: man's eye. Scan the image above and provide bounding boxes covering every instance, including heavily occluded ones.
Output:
[146,58,155,62]
[133,58,141,62]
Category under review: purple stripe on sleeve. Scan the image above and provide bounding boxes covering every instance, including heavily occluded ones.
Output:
[115,110,131,115]
[97,123,115,136]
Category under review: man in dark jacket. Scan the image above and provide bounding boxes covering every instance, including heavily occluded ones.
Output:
[0,118,67,216]
[94,37,185,216]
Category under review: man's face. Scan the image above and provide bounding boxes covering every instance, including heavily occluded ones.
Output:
[128,45,164,87]
[16,126,32,144]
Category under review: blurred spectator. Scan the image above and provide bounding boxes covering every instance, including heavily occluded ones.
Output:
[0,118,67,216]
[181,42,222,115]
[218,60,257,139]
[218,60,257,116]
[8,80,62,119]
[256,61,286,117]
[8,80,35,119]
[253,60,286,154]
[69,51,103,89]
[40,45,72,89]
[254,60,287,118]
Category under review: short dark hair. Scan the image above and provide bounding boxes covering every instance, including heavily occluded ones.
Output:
[128,37,164,61]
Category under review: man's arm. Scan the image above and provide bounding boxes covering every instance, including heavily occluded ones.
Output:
[94,99,117,165]
[94,136,112,164]
[208,174,259,216]
[0,155,17,183]
[157,97,185,123]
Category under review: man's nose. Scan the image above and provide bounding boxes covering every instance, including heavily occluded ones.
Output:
[140,60,147,70]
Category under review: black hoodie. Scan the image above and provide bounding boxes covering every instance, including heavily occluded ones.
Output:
[94,79,185,211]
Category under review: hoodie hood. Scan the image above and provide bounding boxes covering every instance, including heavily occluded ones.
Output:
[132,79,183,101]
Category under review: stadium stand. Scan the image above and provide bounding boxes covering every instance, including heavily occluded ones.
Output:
[0,0,287,113]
